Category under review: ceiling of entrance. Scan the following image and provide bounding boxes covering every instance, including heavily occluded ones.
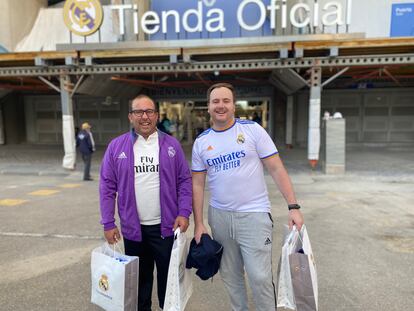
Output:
[1,37,414,97]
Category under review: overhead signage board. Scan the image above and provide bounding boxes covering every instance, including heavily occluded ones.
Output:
[63,0,353,39]
[150,0,272,39]
[390,3,414,37]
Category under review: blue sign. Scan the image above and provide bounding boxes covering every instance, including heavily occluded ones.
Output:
[390,3,414,37]
[150,0,272,40]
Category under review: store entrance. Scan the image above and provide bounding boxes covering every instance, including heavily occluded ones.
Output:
[157,99,269,144]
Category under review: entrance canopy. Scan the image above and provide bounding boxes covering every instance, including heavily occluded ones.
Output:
[1,35,414,92]
[1,35,414,169]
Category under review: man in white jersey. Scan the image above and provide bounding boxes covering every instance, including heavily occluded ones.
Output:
[100,95,192,311]
[192,83,304,311]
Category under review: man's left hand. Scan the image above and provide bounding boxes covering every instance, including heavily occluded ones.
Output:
[173,216,189,233]
[288,209,304,231]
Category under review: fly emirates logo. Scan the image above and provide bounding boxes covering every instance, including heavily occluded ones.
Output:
[207,151,246,173]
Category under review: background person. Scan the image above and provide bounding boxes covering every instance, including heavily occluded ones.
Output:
[99,95,192,311]
[76,122,95,181]
[157,113,172,135]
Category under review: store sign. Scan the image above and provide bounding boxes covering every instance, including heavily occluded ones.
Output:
[123,0,352,39]
[390,3,414,37]
[63,0,352,38]
[63,0,103,36]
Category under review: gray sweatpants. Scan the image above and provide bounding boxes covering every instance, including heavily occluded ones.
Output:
[208,207,276,311]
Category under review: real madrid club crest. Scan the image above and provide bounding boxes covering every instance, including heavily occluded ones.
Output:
[98,274,109,292]
[63,0,103,36]
[237,133,245,144]
[168,146,176,158]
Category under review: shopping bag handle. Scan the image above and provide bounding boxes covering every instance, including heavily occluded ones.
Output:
[103,241,123,257]
[291,225,307,245]
[174,227,181,239]
[287,225,304,245]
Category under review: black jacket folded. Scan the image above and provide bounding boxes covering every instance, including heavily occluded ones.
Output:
[186,233,223,281]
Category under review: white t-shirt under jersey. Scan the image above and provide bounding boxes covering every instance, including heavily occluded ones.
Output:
[133,131,161,225]
[192,119,278,213]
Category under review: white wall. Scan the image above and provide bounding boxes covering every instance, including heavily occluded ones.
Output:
[0,0,47,51]
[348,0,414,38]
[288,0,414,38]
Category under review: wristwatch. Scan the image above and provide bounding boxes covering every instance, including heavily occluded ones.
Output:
[288,204,301,210]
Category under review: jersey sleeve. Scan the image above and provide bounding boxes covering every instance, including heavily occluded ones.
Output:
[253,123,278,159]
[191,140,207,172]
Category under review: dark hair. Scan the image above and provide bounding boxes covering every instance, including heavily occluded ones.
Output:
[206,83,236,103]
[129,95,157,112]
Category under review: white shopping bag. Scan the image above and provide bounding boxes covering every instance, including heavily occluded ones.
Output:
[91,243,139,311]
[164,229,193,311]
[276,225,318,311]
[277,226,297,311]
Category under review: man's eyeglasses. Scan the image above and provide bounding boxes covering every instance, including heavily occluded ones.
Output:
[129,109,157,117]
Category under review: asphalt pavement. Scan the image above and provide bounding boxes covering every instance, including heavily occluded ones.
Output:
[0,143,413,310]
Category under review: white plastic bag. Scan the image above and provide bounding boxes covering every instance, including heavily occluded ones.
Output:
[91,243,139,311]
[164,229,193,311]
[277,226,297,310]
[277,225,318,311]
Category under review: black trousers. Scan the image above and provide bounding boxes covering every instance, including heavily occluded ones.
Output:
[81,153,92,180]
[124,224,174,311]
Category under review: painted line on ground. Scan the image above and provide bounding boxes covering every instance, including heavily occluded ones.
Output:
[28,189,60,196]
[58,183,82,188]
[0,231,103,240]
[0,199,28,206]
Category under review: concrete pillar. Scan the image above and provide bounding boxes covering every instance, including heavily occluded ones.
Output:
[60,75,76,170]
[183,101,194,144]
[268,95,275,140]
[123,0,137,41]
[322,118,346,174]
[0,105,4,144]
[308,67,322,168]
[120,0,149,41]
[137,0,150,41]
[286,96,294,148]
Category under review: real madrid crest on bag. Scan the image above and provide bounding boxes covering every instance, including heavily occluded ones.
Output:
[98,274,109,292]
[91,243,139,311]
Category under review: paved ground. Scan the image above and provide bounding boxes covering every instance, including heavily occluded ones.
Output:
[0,144,413,310]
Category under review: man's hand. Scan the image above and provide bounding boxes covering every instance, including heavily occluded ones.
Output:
[173,216,189,233]
[194,223,208,244]
[288,209,304,231]
[104,228,121,244]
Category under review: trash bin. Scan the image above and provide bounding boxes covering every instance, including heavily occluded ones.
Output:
[321,118,346,174]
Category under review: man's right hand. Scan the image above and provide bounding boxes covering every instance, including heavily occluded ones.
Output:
[194,223,208,244]
[104,228,121,244]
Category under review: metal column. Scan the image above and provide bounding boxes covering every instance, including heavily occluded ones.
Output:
[268,95,275,140]
[286,95,294,148]
[308,67,322,167]
[60,75,76,170]
[0,106,4,145]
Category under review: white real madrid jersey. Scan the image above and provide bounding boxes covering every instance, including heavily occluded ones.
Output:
[133,131,161,225]
[192,119,278,212]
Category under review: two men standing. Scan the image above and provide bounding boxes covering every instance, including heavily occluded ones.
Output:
[99,86,303,310]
